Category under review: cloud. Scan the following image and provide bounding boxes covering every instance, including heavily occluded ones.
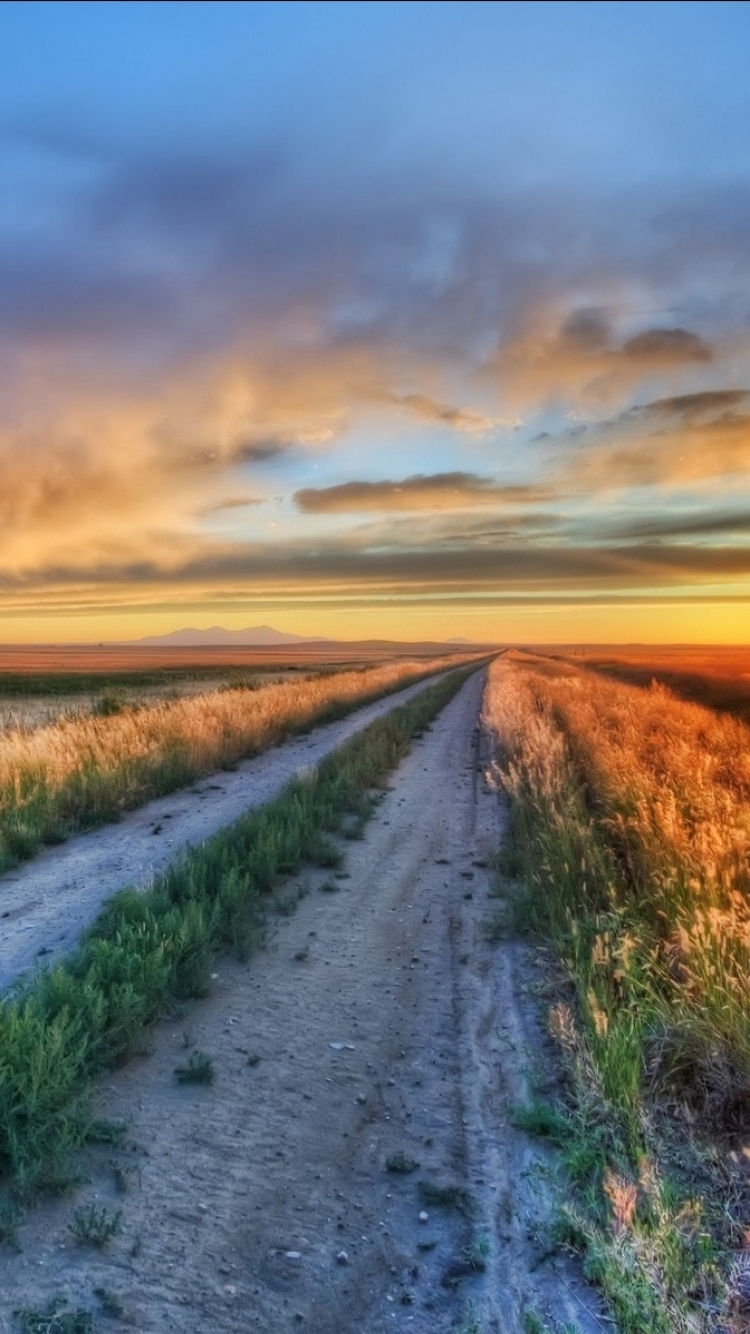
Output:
[632,389,749,420]
[605,509,750,542]
[5,536,750,612]
[492,306,717,409]
[295,473,555,513]
[196,496,264,515]
[621,328,712,363]
[379,392,494,432]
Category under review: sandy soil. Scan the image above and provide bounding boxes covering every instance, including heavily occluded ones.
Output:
[0,672,604,1334]
[0,673,453,992]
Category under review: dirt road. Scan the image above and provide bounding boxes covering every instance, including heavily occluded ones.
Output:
[0,671,601,1334]
[0,671,454,992]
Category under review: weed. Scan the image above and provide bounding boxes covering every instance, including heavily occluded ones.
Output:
[385,1151,420,1174]
[92,689,126,718]
[273,894,300,917]
[480,910,506,942]
[84,1117,127,1145]
[521,1316,549,1334]
[418,1180,474,1215]
[511,1099,570,1146]
[463,1232,490,1271]
[94,1288,123,1317]
[453,1302,481,1334]
[111,1161,137,1194]
[15,1300,93,1334]
[174,1051,214,1085]
[68,1202,121,1248]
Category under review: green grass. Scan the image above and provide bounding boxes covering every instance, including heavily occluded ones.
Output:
[0,667,473,1195]
[68,1202,121,1248]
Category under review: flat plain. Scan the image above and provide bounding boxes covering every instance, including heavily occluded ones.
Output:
[2,644,750,1334]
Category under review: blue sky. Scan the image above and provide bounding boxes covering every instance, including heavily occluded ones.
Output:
[1,1,749,641]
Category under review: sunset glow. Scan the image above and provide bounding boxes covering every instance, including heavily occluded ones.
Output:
[1,1,749,643]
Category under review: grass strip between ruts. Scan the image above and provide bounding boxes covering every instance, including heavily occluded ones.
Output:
[0,666,475,1196]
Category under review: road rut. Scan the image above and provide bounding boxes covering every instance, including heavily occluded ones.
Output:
[0,670,602,1334]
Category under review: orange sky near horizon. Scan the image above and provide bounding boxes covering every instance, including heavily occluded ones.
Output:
[2,3,750,647]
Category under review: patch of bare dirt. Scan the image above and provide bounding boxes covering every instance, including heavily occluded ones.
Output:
[0,672,603,1334]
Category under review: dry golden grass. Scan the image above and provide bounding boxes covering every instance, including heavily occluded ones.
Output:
[483,653,750,1330]
[535,645,750,724]
[485,653,750,1102]
[0,654,469,870]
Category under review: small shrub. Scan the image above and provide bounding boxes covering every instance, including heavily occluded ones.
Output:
[94,1287,123,1317]
[92,689,127,717]
[463,1232,490,1271]
[385,1151,420,1174]
[68,1202,121,1248]
[15,1300,93,1334]
[418,1180,474,1214]
[85,1117,127,1145]
[174,1051,214,1085]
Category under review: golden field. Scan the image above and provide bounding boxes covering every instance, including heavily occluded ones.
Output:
[534,644,750,723]
[484,650,750,1333]
[0,653,471,871]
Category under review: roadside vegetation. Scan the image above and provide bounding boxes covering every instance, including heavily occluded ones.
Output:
[0,667,472,1197]
[0,653,474,874]
[484,653,750,1332]
[534,644,750,725]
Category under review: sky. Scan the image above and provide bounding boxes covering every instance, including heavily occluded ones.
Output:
[1,0,749,644]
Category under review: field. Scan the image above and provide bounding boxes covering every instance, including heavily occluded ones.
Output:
[2,643,750,1332]
[530,644,750,723]
[0,648,476,872]
[0,640,474,732]
[483,649,750,1333]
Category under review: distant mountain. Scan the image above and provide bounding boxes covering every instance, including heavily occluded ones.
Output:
[131,625,330,647]
[446,637,472,643]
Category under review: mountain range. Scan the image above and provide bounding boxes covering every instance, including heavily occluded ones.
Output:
[131,625,330,647]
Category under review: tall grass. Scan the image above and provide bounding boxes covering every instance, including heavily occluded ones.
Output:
[0,654,472,873]
[483,656,750,1331]
[0,667,472,1196]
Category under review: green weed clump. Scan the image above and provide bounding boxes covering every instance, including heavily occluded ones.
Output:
[15,1300,93,1334]
[68,1202,121,1248]
[174,1051,214,1085]
[0,668,473,1194]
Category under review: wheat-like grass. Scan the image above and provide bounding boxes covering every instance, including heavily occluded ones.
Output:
[483,654,750,1329]
[0,654,469,869]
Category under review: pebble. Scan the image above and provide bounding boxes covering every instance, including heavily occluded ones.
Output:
[285,1251,302,1260]
[336,1250,349,1265]
[418,1211,429,1223]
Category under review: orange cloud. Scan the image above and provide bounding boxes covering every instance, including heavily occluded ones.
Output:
[295,473,555,513]
[491,303,715,409]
